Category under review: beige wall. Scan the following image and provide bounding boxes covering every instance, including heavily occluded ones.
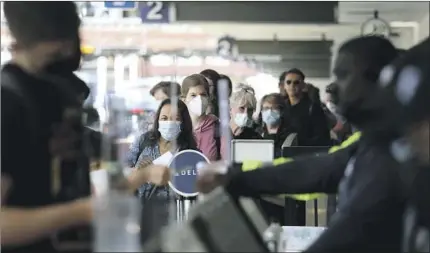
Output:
[419,13,429,42]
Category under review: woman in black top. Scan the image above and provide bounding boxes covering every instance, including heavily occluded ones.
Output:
[220,85,262,159]
[256,93,296,158]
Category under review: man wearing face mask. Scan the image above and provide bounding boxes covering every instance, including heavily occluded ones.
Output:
[1,3,167,252]
[0,3,92,252]
[198,36,414,251]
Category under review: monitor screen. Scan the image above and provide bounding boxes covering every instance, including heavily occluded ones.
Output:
[232,139,274,163]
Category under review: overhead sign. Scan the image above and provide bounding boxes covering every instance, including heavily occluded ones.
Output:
[216,36,239,58]
[236,40,333,78]
[168,150,209,197]
[174,2,338,23]
[104,1,136,9]
[139,1,171,24]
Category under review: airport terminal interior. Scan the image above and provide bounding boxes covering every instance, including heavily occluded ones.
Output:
[0,1,429,252]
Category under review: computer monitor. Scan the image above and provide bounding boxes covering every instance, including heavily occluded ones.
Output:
[231,139,274,163]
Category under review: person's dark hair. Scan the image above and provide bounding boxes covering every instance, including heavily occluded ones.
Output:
[279,71,287,85]
[280,68,306,82]
[181,74,209,98]
[339,35,398,82]
[147,99,197,151]
[200,69,221,85]
[200,69,221,117]
[200,69,221,97]
[219,74,233,97]
[257,93,294,136]
[150,81,181,98]
[4,2,80,48]
[278,72,288,96]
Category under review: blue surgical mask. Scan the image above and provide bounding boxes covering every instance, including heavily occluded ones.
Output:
[262,109,281,126]
[158,121,181,141]
[234,113,249,127]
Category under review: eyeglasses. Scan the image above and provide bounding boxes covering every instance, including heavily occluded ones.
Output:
[285,80,301,85]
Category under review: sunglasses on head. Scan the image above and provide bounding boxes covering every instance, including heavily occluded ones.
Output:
[286,80,301,85]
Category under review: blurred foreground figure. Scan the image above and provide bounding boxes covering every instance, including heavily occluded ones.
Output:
[0,2,170,252]
[197,36,414,251]
[1,3,91,252]
[368,38,430,252]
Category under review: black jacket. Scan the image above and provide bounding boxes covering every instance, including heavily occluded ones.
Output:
[225,137,408,251]
[233,127,262,141]
[402,165,430,253]
[1,64,90,253]
[255,124,295,158]
[287,96,331,146]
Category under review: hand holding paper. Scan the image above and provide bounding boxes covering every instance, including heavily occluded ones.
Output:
[136,155,153,170]
[152,151,174,166]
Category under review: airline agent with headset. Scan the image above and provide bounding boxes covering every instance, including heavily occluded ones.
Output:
[366,38,429,252]
[197,36,410,251]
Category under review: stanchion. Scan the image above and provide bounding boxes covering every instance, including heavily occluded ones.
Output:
[176,196,197,222]
[168,150,209,222]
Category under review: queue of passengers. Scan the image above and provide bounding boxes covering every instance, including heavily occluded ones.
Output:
[126,67,341,227]
[143,68,337,163]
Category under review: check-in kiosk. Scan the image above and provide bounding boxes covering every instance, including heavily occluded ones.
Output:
[143,187,271,252]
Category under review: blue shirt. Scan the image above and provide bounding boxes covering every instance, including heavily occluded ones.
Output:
[126,133,171,200]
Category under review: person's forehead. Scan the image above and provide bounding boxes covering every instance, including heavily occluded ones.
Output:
[159,104,171,113]
[188,85,206,93]
[285,73,302,80]
[262,97,277,105]
[262,102,277,108]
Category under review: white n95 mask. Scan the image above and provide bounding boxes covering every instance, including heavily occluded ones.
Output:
[187,95,208,117]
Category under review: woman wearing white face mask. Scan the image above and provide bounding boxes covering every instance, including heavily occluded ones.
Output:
[182,74,220,161]
[125,99,198,205]
[220,85,262,159]
[256,93,296,158]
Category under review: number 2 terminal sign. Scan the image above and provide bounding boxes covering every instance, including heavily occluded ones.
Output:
[104,1,172,24]
[139,1,171,24]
